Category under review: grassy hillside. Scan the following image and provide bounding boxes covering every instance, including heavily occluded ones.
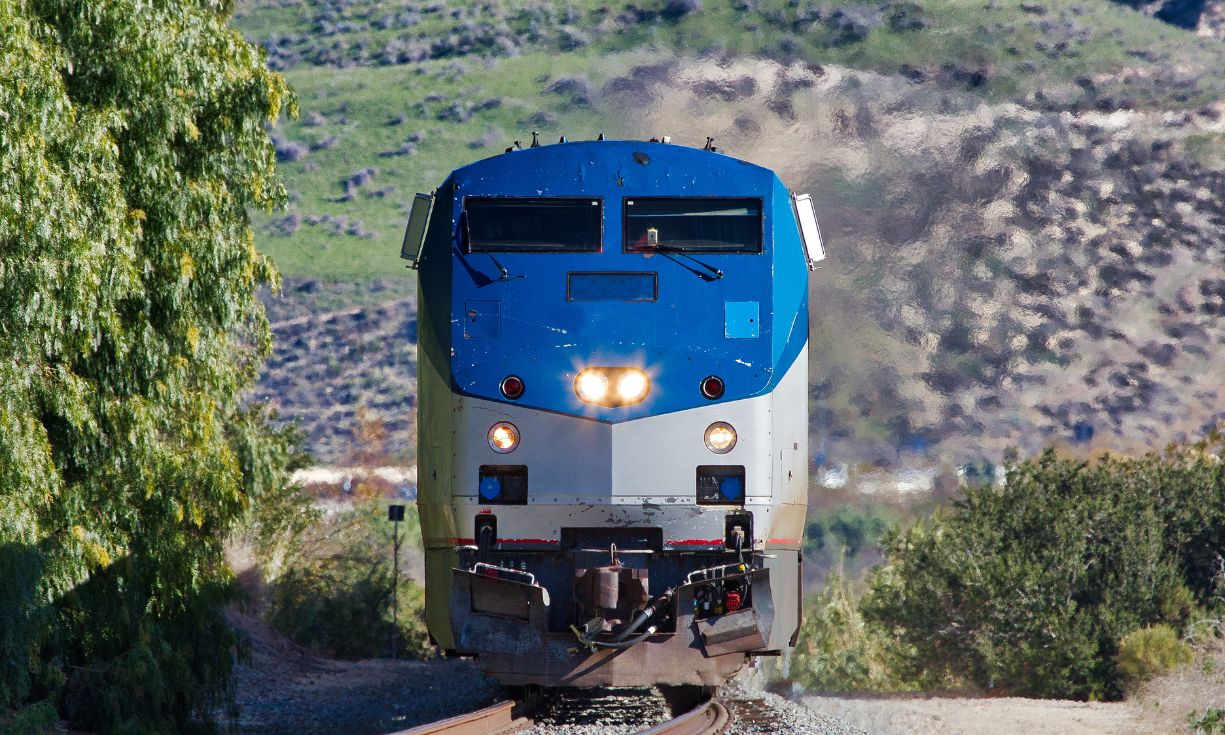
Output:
[246,53,624,279]
[235,0,1225,467]
[236,0,1225,280]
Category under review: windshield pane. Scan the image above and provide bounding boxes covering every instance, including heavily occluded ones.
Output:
[624,197,762,253]
[464,197,602,252]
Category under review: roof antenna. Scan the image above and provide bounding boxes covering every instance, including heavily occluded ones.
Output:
[530,132,540,148]
[703,137,716,151]
[558,135,568,143]
[597,133,606,141]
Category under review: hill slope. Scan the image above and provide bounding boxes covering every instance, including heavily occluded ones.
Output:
[235,0,1225,466]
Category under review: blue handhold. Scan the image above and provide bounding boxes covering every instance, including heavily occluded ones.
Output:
[479,476,502,500]
[720,476,743,500]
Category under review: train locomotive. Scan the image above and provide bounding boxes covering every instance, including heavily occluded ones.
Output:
[401,136,825,687]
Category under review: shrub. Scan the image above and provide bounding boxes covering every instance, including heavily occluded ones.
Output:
[804,506,895,558]
[264,502,430,659]
[1116,625,1192,689]
[791,569,902,692]
[863,438,1225,700]
[1190,708,1225,735]
[2,701,57,735]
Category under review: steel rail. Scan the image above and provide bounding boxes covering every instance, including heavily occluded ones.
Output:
[634,698,733,735]
[388,700,524,735]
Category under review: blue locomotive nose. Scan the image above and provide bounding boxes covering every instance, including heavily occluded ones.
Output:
[720,476,744,501]
[479,476,503,500]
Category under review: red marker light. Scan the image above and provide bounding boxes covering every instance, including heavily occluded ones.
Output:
[500,375,525,400]
[701,375,724,400]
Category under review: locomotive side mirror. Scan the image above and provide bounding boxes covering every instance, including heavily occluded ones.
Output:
[793,193,825,270]
[400,192,434,269]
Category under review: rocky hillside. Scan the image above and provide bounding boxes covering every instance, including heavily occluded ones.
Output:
[239,0,1225,468]
[601,57,1225,462]
[256,279,417,464]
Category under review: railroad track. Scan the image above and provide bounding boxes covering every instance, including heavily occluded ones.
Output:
[637,698,732,735]
[391,700,525,735]
[390,691,733,735]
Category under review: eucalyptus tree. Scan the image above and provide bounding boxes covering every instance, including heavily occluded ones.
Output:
[1,1,296,730]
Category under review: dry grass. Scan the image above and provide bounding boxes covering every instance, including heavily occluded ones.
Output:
[1131,629,1225,735]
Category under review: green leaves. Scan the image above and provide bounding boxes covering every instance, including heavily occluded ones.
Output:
[863,441,1225,699]
[1,1,294,730]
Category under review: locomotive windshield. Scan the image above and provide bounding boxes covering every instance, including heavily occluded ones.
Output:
[464,197,602,252]
[624,197,762,253]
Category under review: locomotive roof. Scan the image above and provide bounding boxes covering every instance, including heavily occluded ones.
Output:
[447,138,778,192]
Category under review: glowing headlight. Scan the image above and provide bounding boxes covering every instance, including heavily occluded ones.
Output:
[704,422,737,454]
[575,367,652,406]
[487,422,519,453]
[616,370,650,403]
[575,370,609,403]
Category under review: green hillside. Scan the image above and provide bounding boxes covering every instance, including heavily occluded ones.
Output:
[236,0,1225,466]
[234,0,1225,280]
[244,54,624,279]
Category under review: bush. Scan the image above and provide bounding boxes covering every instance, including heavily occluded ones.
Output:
[791,569,902,692]
[264,502,431,659]
[863,438,1225,700]
[2,701,57,735]
[1116,625,1192,689]
[1190,708,1225,735]
[804,506,895,558]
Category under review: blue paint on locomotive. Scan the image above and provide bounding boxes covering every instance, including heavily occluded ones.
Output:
[420,140,809,422]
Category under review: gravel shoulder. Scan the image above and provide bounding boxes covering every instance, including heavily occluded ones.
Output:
[223,607,1154,735]
[226,611,498,735]
[801,694,1142,735]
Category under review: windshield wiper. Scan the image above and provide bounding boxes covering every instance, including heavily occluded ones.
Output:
[484,252,525,281]
[646,244,724,281]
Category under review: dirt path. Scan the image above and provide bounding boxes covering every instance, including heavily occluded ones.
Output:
[225,610,498,735]
[802,694,1143,735]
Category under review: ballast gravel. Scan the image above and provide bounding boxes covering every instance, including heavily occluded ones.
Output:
[511,680,867,735]
[513,687,672,735]
[720,682,868,735]
[226,608,866,735]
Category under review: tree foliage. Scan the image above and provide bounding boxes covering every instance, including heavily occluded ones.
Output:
[863,438,1225,700]
[0,1,294,730]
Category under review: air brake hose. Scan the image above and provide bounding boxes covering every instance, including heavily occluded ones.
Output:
[609,589,675,643]
[611,609,653,643]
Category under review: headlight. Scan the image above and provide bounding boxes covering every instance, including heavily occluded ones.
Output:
[574,367,651,406]
[575,370,609,403]
[704,422,737,454]
[488,422,520,453]
[616,370,649,403]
